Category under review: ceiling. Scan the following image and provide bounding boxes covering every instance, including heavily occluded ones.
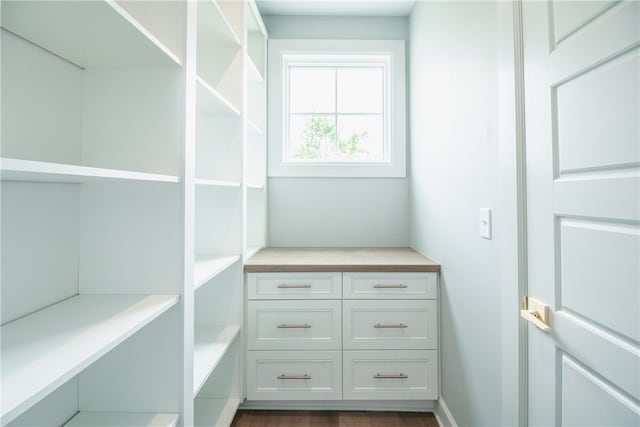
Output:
[255,0,416,17]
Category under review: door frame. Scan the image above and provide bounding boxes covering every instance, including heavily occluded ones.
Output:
[497,0,528,425]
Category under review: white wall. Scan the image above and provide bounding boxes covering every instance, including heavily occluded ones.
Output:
[264,15,410,247]
[409,2,503,425]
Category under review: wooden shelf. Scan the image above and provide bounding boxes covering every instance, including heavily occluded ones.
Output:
[64,411,179,427]
[244,247,442,273]
[197,0,241,48]
[194,397,241,427]
[193,326,240,396]
[194,255,241,290]
[196,76,241,117]
[1,294,180,425]
[1,0,181,68]
[0,158,180,184]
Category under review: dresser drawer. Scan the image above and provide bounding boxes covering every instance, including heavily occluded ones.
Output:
[343,350,438,400]
[247,350,342,400]
[247,300,341,350]
[343,300,437,350]
[343,272,437,299]
[247,272,342,300]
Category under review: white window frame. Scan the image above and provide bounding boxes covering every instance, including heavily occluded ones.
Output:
[268,39,406,178]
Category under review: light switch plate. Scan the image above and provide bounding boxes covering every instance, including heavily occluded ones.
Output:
[480,208,492,239]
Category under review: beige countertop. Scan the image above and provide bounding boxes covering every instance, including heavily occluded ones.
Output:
[244,247,440,273]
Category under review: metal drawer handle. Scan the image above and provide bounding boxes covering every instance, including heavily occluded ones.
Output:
[374,373,408,379]
[278,284,312,288]
[278,374,311,380]
[278,323,312,328]
[374,284,408,289]
[374,323,407,328]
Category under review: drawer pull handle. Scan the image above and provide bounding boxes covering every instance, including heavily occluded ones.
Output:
[374,323,408,328]
[278,374,311,380]
[278,323,312,328]
[374,284,408,289]
[278,284,312,288]
[374,373,408,379]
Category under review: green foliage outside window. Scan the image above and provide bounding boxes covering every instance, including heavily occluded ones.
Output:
[294,117,368,160]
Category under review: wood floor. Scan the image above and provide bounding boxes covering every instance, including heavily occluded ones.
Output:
[231,410,439,427]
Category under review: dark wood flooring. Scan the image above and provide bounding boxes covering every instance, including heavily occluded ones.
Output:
[231,410,439,427]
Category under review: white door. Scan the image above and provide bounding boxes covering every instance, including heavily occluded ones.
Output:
[522,1,640,425]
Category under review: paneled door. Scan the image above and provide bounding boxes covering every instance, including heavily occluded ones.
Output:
[522,1,639,425]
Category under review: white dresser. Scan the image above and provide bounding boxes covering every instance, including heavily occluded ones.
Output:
[244,248,440,404]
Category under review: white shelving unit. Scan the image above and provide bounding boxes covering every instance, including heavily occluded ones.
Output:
[1,0,187,425]
[186,1,268,426]
[244,2,268,258]
[1,0,267,426]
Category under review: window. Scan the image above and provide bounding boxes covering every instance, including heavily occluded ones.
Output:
[268,39,406,177]
[285,56,388,163]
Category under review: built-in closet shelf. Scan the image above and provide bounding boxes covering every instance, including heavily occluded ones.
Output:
[197,0,241,48]
[1,0,181,68]
[246,56,264,83]
[64,411,180,427]
[0,158,180,184]
[194,255,241,290]
[247,119,264,136]
[193,326,240,396]
[196,76,241,117]
[195,178,242,188]
[1,294,180,425]
[194,397,241,427]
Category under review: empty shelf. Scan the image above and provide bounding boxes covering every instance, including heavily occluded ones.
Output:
[246,55,264,83]
[197,0,241,48]
[193,326,240,395]
[1,294,180,425]
[196,76,241,117]
[1,0,181,68]
[195,178,241,188]
[0,158,180,184]
[65,411,179,427]
[194,255,241,290]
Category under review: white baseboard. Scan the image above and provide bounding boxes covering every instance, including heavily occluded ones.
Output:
[239,400,436,412]
[435,397,458,427]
